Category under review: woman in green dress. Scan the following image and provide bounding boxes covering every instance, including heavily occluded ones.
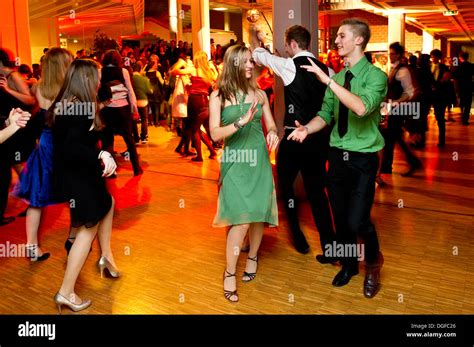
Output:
[209,45,279,303]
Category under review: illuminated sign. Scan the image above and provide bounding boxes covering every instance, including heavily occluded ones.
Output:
[443,10,458,16]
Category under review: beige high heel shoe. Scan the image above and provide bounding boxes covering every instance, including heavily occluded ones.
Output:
[98,256,121,278]
[54,293,91,314]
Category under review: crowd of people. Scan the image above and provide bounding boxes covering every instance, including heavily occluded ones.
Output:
[0,19,471,310]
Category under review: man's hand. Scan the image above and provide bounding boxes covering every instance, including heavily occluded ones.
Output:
[287,120,308,143]
[249,25,261,51]
[0,76,11,93]
[301,57,330,85]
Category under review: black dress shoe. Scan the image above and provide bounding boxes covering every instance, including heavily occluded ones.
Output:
[401,160,422,177]
[0,216,15,226]
[332,266,359,287]
[364,252,384,298]
[316,254,338,265]
[293,239,310,254]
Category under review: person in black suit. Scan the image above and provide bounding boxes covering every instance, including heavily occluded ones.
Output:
[430,49,450,147]
[453,52,472,125]
[251,25,336,261]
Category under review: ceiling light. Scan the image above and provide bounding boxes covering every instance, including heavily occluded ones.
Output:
[213,7,228,11]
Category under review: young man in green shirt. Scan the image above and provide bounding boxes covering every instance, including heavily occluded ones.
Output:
[287,18,387,298]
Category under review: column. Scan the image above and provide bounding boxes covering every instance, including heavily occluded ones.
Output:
[177,0,183,42]
[388,13,405,46]
[169,0,178,41]
[422,30,434,54]
[0,0,32,66]
[191,0,210,57]
[224,12,230,31]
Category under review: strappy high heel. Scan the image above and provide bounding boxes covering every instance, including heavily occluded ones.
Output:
[242,255,258,282]
[223,269,238,303]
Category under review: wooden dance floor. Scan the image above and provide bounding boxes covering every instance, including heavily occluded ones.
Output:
[0,110,472,314]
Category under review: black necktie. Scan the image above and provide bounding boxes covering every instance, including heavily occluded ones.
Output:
[338,70,354,138]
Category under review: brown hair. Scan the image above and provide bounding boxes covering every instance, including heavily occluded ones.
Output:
[285,25,311,50]
[102,50,122,67]
[216,44,264,105]
[47,59,102,130]
[38,47,74,101]
[341,18,371,50]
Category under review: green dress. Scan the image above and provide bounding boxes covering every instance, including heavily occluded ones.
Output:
[213,101,278,227]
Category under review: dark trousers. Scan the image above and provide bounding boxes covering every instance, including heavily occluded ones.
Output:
[0,155,12,219]
[328,147,380,267]
[460,91,472,124]
[277,131,335,250]
[101,105,141,173]
[433,100,447,145]
[138,105,149,140]
[381,117,419,173]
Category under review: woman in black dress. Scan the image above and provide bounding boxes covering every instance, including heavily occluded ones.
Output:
[50,59,120,313]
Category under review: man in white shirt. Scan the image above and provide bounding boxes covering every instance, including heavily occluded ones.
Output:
[251,25,336,261]
[380,42,421,176]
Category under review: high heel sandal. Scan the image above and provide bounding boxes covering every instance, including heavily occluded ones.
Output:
[54,293,91,314]
[223,269,238,303]
[26,244,50,262]
[98,256,121,278]
[242,255,258,282]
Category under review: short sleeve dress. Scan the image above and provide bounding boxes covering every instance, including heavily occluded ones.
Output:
[53,109,112,228]
[213,100,278,227]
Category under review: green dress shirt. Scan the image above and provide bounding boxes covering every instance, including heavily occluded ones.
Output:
[317,56,387,153]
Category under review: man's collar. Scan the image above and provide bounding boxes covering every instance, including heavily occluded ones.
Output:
[293,51,315,60]
[344,55,369,77]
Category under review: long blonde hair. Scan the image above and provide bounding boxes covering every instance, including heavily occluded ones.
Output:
[38,48,74,101]
[216,45,263,105]
[47,59,102,130]
[193,50,214,84]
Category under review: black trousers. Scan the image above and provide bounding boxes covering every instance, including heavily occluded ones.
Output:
[276,130,335,250]
[381,117,419,173]
[328,147,380,267]
[432,97,447,146]
[460,91,472,124]
[101,105,141,173]
[138,105,149,140]
[0,154,12,219]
